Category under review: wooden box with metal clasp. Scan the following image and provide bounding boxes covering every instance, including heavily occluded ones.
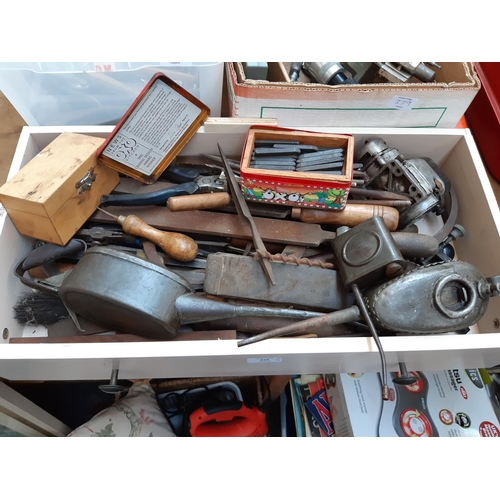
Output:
[0,132,120,245]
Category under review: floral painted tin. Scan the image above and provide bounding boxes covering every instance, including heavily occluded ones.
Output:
[239,126,354,209]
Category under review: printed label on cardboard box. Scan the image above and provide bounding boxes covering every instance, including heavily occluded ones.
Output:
[325,370,500,437]
[389,95,420,110]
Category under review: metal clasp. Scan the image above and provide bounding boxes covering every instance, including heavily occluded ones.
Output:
[76,168,96,194]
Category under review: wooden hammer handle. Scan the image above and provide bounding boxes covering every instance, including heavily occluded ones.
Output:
[167,192,231,212]
[118,214,198,262]
[291,204,400,231]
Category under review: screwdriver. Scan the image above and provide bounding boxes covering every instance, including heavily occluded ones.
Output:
[96,207,198,262]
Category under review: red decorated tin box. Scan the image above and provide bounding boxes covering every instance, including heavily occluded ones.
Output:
[239,126,354,209]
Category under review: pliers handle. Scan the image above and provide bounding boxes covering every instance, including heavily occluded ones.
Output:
[100,165,225,207]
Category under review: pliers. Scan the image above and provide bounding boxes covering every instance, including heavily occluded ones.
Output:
[75,226,142,247]
[100,164,227,207]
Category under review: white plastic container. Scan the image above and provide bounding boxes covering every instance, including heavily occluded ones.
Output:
[0,62,223,126]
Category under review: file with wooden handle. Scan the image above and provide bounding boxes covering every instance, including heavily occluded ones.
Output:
[96,207,198,262]
[291,204,400,231]
[90,206,394,247]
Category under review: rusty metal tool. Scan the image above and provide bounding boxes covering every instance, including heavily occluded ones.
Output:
[219,202,291,219]
[75,226,141,247]
[89,206,437,256]
[346,199,412,208]
[217,143,275,285]
[348,187,413,201]
[89,206,329,246]
[200,154,241,172]
[96,207,198,262]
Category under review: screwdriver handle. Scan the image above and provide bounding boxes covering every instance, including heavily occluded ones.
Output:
[291,204,400,231]
[117,214,198,262]
[167,192,232,212]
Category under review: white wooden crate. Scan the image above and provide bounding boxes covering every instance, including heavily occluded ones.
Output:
[0,124,499,381]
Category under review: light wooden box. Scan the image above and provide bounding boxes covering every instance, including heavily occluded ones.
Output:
[0,124,499,382]
[0,132,119,245]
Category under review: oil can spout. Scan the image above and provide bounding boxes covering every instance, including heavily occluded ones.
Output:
[479,276,500,298]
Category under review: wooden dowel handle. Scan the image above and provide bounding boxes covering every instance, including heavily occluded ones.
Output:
[118,214,198,262]
[167,192,232,212]
[291,204,400,231]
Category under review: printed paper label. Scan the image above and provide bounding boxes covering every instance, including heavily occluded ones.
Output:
[102,78,201,175]
[389,95,419,110]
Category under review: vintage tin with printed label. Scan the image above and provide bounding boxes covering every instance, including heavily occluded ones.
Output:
[97,72,210,184]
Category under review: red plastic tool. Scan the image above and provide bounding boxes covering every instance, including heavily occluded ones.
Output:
[188,400,268,437]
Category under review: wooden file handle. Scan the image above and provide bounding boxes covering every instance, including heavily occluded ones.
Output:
[118,214,198,262]
[167,192,232,212]
[291,204,400,231]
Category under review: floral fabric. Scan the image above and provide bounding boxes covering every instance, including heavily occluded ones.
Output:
[68,381,175,437]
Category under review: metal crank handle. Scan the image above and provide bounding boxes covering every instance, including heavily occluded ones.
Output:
[100,182,199,207]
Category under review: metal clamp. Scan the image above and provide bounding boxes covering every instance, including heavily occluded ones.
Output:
[76,168,97,194]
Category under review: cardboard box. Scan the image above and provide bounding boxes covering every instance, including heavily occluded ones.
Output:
[325,370,500,437]
[227,62,481,128]
[0,132,119,245]
[239,126,354,209]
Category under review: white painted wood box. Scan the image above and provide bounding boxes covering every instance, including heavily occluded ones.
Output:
[0,124,499,382]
